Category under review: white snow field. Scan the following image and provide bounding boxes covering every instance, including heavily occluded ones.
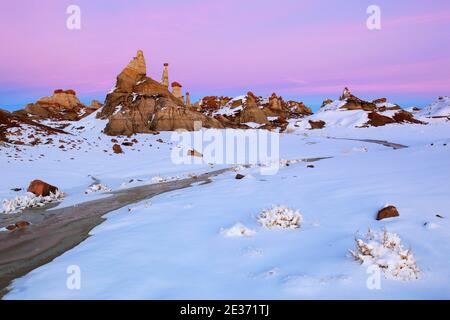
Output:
[1,111,450,299]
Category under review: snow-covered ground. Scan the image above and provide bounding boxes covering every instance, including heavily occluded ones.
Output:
[1,112,450,299]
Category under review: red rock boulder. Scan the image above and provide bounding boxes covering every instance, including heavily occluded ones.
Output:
[309,120,326,129]
[376,205,399,221]
[113,144,123,154]
[27,180,58,197]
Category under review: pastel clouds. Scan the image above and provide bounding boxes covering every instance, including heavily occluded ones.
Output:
[0,0,449,110]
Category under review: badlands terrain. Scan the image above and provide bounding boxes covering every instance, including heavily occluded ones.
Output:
[1,51,450,299]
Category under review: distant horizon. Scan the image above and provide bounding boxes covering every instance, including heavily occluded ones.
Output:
[0,87,441,113]
[1,0,449,112]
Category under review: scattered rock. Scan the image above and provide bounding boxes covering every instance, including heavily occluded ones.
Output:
[309,120,326,129]
[27,180,58,197]
[188,149,203,157]
[376,205,399,221]
[5,220,31,232]
[307,165,315,168]
[6,225,17,231]
[436,214,444,219]
[121,142,133,147]
[15,220,30,229]
[11,188,22,192]
[366,112,396,127]
[112,144,123,154]
[235,174,245,180]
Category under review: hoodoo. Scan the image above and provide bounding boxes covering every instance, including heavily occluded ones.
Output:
[161,63,169,88]
[171,82,183,101]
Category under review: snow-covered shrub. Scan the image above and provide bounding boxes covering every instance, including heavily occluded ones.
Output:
[221,223,256,237]
[349,229,420,281]
[258,205,303,229]
[1,190,65,214]
[85,183,111,194]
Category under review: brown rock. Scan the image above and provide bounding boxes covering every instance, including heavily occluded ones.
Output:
[376,205,399,221]
[366,112,396,127]
[239,92,268,124]
[372,98,387,104]
[6,225,17,231]
[98,51,223,135]
[288,100,313,116]
[15,221,30,229]
[116,50,147,92]
[309,120,326,129]
[188,149,203,157]
[27,180,58,197]
[392,110,424,124]
[113,144,123,154]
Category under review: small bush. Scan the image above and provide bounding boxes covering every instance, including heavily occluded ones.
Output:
[221,223,256,237]
[85,183,111,194]
[1,190,65,214]
[258,205,303,229]
[349,229,420,281]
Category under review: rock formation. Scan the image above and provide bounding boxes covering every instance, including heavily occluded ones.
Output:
[97,50,222,135]
[239,92,269,125]
[316,87,425,128]
[0,108,67,145]
[185,92,191,108]
[27,180,59,197]
[418,96,450,119]
[115,50,147,92]
[14,89,100,121]
[171,82,183,101]
[161,63,169,88]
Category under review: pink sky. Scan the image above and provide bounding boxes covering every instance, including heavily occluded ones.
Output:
[0,0,449,110]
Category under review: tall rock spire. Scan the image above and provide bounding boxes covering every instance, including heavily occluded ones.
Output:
[171,82,183,100]
[161,63,169,88]
[116,50,147,92]
[185,92,191,107]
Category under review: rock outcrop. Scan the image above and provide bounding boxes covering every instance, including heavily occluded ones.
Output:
[97,50,223,135]
[15,89,101,121]
[418,96,450,119]
[239,92,269,124]
[196,92,311,130]
[0,109,67,145]
[309,120,326,129]
[314,88,425,128]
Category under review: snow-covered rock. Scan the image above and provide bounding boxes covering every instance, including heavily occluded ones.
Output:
[221,223,256,237]
[418,96,450,118]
